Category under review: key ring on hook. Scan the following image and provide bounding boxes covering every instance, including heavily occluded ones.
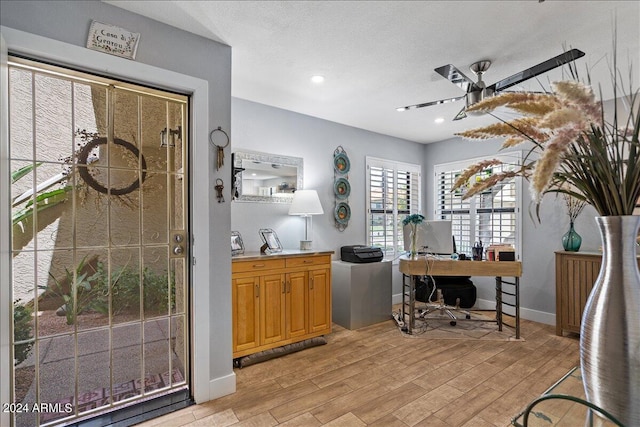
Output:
[209,126,230,149]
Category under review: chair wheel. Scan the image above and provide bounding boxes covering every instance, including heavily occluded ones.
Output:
[450,321,456,326]
[466,314,471,319]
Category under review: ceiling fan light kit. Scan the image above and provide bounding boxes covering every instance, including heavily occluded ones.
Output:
[398,48,585,120]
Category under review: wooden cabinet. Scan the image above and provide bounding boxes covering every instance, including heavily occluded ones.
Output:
[555,251,640,336]
[232,252,332,358]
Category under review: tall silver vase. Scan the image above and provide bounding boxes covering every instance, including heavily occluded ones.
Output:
[580,215,640,425]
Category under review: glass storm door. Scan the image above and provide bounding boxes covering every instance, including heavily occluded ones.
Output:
[8,57,190,426]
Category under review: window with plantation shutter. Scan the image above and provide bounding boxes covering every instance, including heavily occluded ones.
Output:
[366,157,421,260]
[434,153,522,258]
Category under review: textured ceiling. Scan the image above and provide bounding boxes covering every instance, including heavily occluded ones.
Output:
[104,1,640,144]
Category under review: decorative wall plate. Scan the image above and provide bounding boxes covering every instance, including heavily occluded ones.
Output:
[334,202,351,225]
[333,152,350,174]
[333,178,351,199]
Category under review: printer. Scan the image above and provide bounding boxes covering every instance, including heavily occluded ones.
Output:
[340,245,384,263]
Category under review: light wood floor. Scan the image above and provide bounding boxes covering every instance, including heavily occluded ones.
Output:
[136,316,579,427]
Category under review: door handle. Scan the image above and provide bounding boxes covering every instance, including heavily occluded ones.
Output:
[256,284,259,298]
[310,277,314,290]
[171,230,187,258]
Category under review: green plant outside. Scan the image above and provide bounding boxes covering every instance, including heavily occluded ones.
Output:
[41,257,176,324]
[12,186,73,226]
[13,301,33,366]
[11,162,73,228]
[41,255,102,325]
[11,163,41,184]
[91,262,175,316]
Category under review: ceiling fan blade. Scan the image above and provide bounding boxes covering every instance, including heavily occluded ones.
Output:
[487,48,585,93]
[452,107,467,121]
[434,64,477,92]
[396,95,465,111]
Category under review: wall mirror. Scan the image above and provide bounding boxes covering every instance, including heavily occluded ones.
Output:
[232,150,303,203]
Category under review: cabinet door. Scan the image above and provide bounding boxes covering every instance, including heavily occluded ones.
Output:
[308,268,331,334]
[287,271,308,339]
[260,273,286,345]
[556,253,602,335]
[232,276,260,353]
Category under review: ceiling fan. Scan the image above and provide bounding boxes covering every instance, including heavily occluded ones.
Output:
[397,48,585,120]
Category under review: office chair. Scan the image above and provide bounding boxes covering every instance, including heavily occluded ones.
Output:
[412,237,474,326]
[415,273,472,326]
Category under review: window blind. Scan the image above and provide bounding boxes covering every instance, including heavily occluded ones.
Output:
[434,153,521,258]
[366,157,421,260]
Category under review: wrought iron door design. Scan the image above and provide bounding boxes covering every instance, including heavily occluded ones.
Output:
[8,58,189,426]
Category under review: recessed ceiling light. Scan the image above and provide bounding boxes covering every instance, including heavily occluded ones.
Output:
[434,117,445,124]
[311,75,325,84]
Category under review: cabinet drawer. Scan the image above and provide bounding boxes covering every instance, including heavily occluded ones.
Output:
[233,258,285,273]
[286,255,331,268]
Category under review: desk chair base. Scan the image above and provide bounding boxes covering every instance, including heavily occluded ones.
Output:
[417,297,471,326]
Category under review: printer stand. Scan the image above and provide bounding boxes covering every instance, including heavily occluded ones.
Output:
[331,260,392,329]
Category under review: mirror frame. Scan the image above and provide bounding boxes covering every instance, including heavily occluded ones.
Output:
[232,150,304,203]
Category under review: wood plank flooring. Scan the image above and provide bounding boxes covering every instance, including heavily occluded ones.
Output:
[135,316,579,427]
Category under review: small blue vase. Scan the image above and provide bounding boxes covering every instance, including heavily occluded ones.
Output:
[562,221,582,252]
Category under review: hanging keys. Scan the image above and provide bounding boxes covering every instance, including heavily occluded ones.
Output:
[209,127,230,171]
[217,145,225,170]
[215,178,225,203]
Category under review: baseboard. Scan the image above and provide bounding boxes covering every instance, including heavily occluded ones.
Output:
[475,298,555,325]
[207,372,236,402]
[392,293,403,305]
[392,294,556,326]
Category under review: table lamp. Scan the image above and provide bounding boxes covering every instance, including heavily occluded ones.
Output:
[288,189,324,250]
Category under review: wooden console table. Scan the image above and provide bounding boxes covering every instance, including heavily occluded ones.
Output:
[555,251,640,336]
[231,250,333,359]
[399,256,523,338]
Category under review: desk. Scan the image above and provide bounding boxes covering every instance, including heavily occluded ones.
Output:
[399,256,523,338]
[512,366,621,426]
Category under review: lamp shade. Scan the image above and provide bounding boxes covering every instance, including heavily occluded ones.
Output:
[288,190,324,216]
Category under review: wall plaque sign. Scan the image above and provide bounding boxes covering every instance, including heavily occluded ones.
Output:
[87,21,140,60]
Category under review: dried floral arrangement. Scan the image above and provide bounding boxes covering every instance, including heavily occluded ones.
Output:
[563,192,587,223]
[452,42,639,218]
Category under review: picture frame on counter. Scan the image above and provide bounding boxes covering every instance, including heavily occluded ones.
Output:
[259,228,283,253]
[231,231,245,256]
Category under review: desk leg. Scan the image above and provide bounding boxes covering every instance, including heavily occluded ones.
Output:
[409,275,416,334]
[496,276,521,339]
[515,277,520,340]
[401,274,407,329]
[496,276,503,332]
[401,274,416,334]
